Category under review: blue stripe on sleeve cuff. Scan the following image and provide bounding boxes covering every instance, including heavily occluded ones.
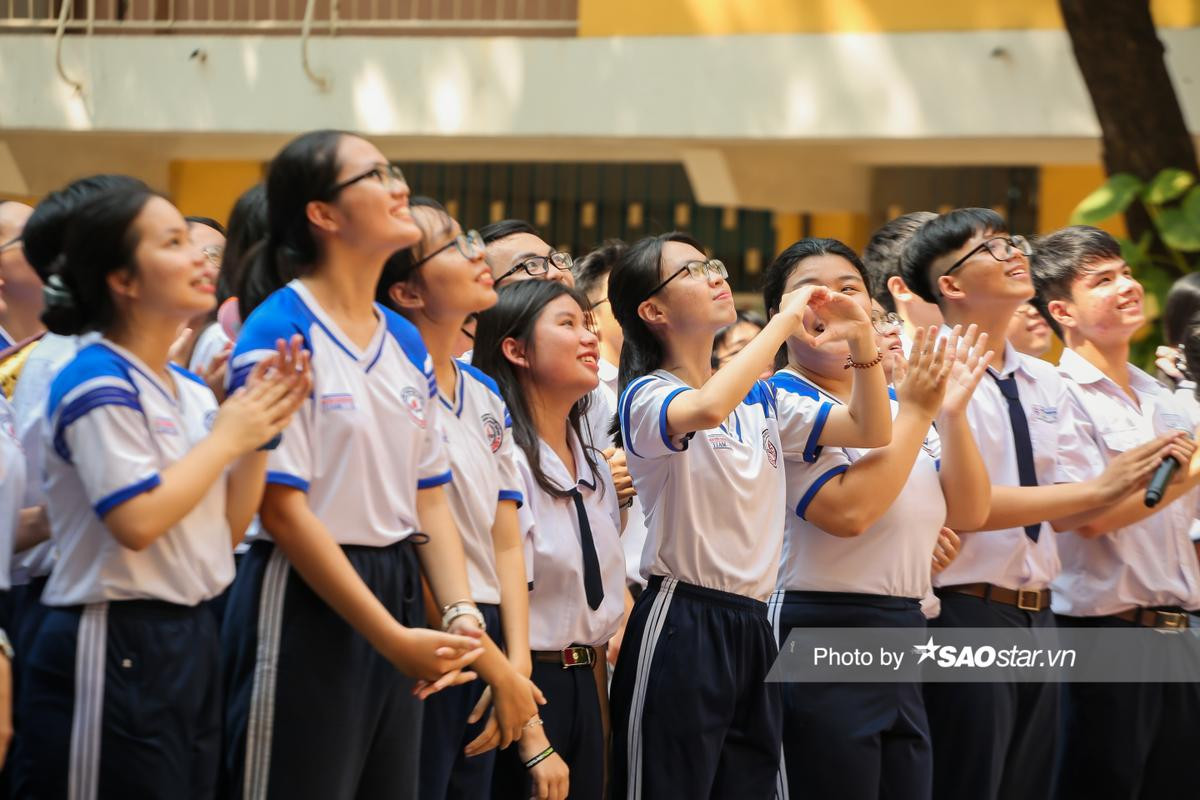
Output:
[418,470,453,489]
[498,489,524,507]
[795,465,848,520]
[93,474,161,518]
[266,471,310,492]
[802,401,834,463]
[658,387,692,453]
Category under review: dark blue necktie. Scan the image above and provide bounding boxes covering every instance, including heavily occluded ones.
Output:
[569,487,605,610]
[990,372,1041,542]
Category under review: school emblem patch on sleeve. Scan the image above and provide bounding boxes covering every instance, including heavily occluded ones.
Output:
[761,429,778,468]
[481,413,504,453]
[400,386,427,428]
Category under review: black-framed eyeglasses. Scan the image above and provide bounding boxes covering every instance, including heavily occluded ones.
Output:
[589,296,610,309]
[870,310,903,334]
[0,236,21,254]
[495,250,573,284]
[943,235,1033,279]
[644,258,728,301]
[413,230,484,267]
[328,163,407,197]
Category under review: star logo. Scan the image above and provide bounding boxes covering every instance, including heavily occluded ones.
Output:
[913,635,940,664]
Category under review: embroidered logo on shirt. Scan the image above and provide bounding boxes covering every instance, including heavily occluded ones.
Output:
[706,431,733,451]
[1030,404,1058,424]
[481,413,504,453]
[203,410,218,431]
[400,386,427,428]
[761,429,778,468]
[321,393,356,412]
[153,417,180,436]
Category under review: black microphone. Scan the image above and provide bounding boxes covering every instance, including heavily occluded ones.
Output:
[1145,411,1194,508]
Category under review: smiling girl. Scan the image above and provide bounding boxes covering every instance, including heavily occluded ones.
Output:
[606,232,892,798]
[13,184,309,798]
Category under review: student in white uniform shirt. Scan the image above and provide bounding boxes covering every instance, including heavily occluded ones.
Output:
[606,232,893,799]
[900,207,1181,800]
[473,279,627,800]
[220,131,502,800]
[376,197,543,800]
[763,237,993,800]
[13,184,309,798]
[1031,225,1200,798]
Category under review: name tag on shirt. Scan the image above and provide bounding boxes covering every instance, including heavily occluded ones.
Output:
[1030,404,1058,424]
[321,393,356,412]
[706,431,733,451]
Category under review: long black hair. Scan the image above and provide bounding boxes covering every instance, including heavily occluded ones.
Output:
[607,231,704,396]
[762,237,869,369]
[41,185,162,336]
[238,129,349,318]
[471,280,601,499]
[375,196,453,312]
[220,183,268,314]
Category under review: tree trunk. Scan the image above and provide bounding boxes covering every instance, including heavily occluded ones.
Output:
[1059,0,1197,252]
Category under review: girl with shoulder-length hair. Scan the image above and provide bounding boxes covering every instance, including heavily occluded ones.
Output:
[473,279,628,800]
[13,183,309,798]
[221,130,511,799]
[377,197,546,800]
[606,231,893,799]
[762,237,991,800]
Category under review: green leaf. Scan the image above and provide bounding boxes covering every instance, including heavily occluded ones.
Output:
[1143,168,1195,205]
[1119,232,1153,269]
[1182,185,1200,226]
[1135,262,1175,301]
[1069,173,1144,225]
[1154,207,1200,252]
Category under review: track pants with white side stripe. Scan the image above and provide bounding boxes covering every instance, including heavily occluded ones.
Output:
[13,599,222,800]
[219,538,425,800]
[609,575,782,800]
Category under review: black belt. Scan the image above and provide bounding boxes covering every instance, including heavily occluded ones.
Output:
[531,645,603,669]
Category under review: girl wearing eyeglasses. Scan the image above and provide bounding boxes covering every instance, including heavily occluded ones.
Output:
[376,198,546,800]
[606,232,893,799]
[762,238,993,800]
[221,131,498,799]
[473,279,627,800]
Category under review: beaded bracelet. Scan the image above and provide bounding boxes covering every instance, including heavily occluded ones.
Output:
[524,746,555,770]
[843,349,884,370]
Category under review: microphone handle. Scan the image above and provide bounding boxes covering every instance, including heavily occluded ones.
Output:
[1144,456,1182,508]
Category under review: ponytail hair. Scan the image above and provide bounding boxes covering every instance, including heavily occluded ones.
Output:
[472,280,601,499]
[762,237,868,370]
[40,185,162,336]
[239,129,349,317]
[608,231,704,396]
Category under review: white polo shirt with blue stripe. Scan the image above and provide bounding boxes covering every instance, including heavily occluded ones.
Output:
[230,279,450,547]
[619,369,830,601]
[0,394,21,593]
[772,367,944,599]
[441,359,524,605]
[41,340,233,606]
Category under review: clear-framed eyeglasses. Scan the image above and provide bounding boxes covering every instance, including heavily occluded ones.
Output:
[644,258,729,300]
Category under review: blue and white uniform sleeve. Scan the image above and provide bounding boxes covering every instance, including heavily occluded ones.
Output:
[790,444,852,521]
[495,399,524,506]
[416,354,451,489]
[265,398,314,492]
[55,389,161,517]
[1054,385,1102,484]
[618,376,695,460]
[772,384,832,463]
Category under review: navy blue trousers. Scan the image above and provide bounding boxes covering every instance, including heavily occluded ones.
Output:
[924,591,1059,800]
[1054,613,1200,800]
[418,602,502,800]
[13,599,222,799]
[220,539,425,800]
[492,654,607,800]
[772,590,931,800]
[609,575,781,800]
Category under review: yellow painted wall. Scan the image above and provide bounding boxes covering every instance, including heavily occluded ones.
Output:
[808,211,871,253]
[169,161,263,224]
[1037,164,1129,237]
[580,0,1199,38]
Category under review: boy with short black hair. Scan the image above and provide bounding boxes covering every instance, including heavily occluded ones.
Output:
[1033,224,1200,799]
[901,208,1180,800]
